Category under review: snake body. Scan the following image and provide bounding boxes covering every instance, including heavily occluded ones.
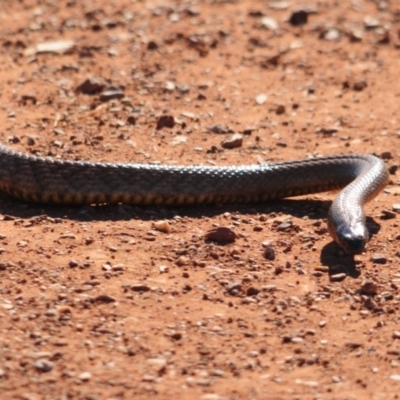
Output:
[0,144,389,254]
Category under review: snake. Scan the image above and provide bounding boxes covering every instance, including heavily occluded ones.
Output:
[0,143,389,254]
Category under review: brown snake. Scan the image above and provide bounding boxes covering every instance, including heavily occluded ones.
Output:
[0,144,389,254]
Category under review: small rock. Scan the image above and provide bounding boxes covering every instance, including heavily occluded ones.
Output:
[275,104,285,115]
[363,297,378,310]
[345,342,362,351]
[360,280,378,295]
[275,265,284,275]
[34,359,53,373]
[153,220,171,233]
[205,227,238,243]
[330,273,347,282]
[176,256,188,266]
[127,115,136,125]
[246,287,260,296]
[393,331,400,339]
[255,94,268,105]
[76,77,107,95]
[176,84,190,94]
[99,86,124,102]
[170,331,182,340]
[349,29,364,42]
[26,39,75,56]
[262,284,276,292]
[156,115,175,130]
[142,374,155,382]
[371,254,387,264]
[364,16,380,29]
[165,81,176,91]
[322,28,340,41]
[20,93,37,105]
[69,259,79,268]
[261,16,278,30]
[289,9,308,26]
[221,133,243,149]
[131,283,150,292]
[276,221,292,231]
[207,124,228,134]
[264,245,275,260]
[159,265,169,273]
[381,151,392,159]
[95,294,116,303]
[226,281,242,295]
[78,372,92,381]
[353,79,368,91]
[382,210,396,219]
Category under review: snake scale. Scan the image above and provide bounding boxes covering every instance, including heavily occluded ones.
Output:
[0,143,389,254]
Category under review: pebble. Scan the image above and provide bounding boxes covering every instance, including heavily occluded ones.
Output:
[291,337,304,343]
[69,260,79,268]
[276,221,292,231]
[95,294,116,303]
[226,281,242,295]
[34,359,53,373]
[221,133,243,149]
[159,265,169,273]
[246,287,260,296]
[153,220,171,233]
[156,115,175,130]
[205,227,237,243]
[330,273,347,282]
[201,395,223,400]
[176,256,188,266]
[207,124,228,134]
[360,280,378,295]
[165,80,175,91]
[353,79,368,91]
[322,28,340,41]
[289,9,308,26]
[371,254,387,264]
[262,285,276,292]
[131,283,150,292]
[255,94,268,105]
[393,331,400,339]
[99,86,124,101]
[382,209,396,219]
[78,372,92,381]
[146,358,167,370]
[261,16,278,30]
[75,77,106,95]
[264,245,275,260]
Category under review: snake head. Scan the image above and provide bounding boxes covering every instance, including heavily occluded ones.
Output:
[335,223,369,255]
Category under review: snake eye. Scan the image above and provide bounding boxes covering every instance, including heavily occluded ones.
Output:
[336,224,369,255]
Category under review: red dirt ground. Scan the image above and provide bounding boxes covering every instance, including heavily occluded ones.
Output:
[1,1,400,399]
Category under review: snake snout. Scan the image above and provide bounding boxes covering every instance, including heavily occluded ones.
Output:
[336,224,369,255]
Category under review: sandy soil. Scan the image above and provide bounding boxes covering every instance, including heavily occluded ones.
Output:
[1,0,400,399]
